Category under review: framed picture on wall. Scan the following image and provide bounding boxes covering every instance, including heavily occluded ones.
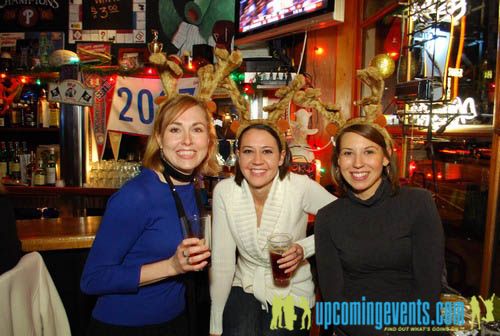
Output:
[118,47,149,69]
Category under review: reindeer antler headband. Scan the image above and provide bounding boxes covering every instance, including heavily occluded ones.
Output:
[228,74,346,149]
[150,44,392,151]
[335,54,397,151]
[149,46,244,113]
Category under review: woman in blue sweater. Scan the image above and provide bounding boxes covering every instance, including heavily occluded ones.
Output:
[81,95,219,336]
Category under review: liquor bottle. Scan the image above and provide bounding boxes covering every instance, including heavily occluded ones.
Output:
[24,96,37,127]
[17,101,25,127]
[38,89,49,128]
[9,103,20,127]
[25,151,35,186]
[49,101,60,128]
[10,142,21,182]
[19,141,30,184]
[46,147,56,186]
[6,141,14,177]
[0,142,7,180]
[33,159,46,186]
[21,141,28,155]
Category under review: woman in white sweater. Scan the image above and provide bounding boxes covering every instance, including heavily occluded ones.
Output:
[209,123,336,335]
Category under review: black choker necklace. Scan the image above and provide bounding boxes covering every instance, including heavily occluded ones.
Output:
[162,159,195,183]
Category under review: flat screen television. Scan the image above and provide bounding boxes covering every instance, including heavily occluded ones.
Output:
[235,0,344,46]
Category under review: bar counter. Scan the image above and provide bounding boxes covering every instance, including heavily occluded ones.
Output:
[16,216,101,252]
[7,186,116,217]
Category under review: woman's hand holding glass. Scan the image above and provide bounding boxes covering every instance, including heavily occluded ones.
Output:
[277,243,304,274]
[171,237,210,274]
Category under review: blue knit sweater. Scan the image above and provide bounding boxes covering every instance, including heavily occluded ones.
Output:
[80,168,199,326]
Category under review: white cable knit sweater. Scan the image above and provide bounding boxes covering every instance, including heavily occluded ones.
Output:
[0,252,71,336]
[209,173,336,334]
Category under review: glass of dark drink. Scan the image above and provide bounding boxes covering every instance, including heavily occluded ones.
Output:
[268,233,292,287]
[181,214,212,267]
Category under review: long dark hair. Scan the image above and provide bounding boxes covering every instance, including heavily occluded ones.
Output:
[331,123,399,196]
[234,123,291,186]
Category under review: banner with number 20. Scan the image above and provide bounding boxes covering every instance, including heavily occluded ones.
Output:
[108,76,198,136]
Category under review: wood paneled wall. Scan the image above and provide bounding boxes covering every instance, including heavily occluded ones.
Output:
[305,0,361,186]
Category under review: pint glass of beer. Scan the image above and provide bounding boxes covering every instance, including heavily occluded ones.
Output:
[268,233,292,286]
[182,214,212,266]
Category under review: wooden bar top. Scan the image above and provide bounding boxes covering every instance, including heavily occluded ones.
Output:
[16,216,101,252]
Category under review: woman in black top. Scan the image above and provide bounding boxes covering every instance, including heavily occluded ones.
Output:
[315,120,444,335]
[0,182,22,275]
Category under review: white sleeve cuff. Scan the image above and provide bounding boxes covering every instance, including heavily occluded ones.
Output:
[296,234,315,259]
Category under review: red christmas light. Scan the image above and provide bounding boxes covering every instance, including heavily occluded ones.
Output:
[243,83,254,95]
[408,160,417,176]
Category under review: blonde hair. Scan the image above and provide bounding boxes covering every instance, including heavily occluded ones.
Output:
[142,95,220,176]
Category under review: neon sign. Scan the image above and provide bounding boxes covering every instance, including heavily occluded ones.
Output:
[411,0,467,26]
[448,67,463,78]
[406,97,477,131]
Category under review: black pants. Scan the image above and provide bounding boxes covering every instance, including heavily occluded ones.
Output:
[86,312,188,336]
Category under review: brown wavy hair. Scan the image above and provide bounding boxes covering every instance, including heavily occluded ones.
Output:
[142,95,220,176]
[331,123,399,196]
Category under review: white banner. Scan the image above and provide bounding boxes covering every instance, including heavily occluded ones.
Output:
[107,76,199,136]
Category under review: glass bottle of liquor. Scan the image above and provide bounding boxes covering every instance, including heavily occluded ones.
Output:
[33,159,46,186]
[19,141,29,184]
[0,141,7,180]
[6,141,14,178]
[38,89,49,128]
[25,151,35,186]
[49,101,60,128]
[21,141,28,155]
[17,101,25,127]
[24,96,37,128]
[46,147,56,186]
[9,103,20,128]
[10,142,21,182]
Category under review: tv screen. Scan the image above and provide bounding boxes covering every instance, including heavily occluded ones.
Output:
[237,0,334,36]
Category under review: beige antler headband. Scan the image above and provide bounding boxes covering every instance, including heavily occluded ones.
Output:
[150,47,397,150]
[149,47,244,112]
[335,55,396,150]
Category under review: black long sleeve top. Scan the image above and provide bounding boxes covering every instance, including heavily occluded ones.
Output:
[0,195,22,275]
[315,178,444,335]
